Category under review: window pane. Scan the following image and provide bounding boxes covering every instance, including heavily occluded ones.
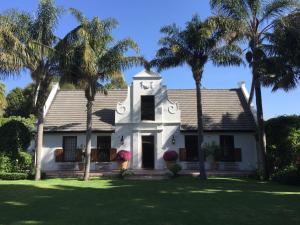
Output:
[185,135,198,161]
[97,136,111,162]
[63,136,77,162]
[141,96,155,120]
[220,135,235,161]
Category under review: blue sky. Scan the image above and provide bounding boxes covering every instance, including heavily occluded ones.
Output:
[0,0,299,119]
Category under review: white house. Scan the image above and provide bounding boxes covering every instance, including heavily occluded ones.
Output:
[41,70,258,172]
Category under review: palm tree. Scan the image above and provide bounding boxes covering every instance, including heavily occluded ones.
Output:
[152,15,242,179]
[58,9,142,180]
[261,11,300,91]
[0,0,62,180]
[0,82,6,111]
[210,0,299,179]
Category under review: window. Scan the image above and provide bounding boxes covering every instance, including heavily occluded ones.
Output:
[141,95,155,120]
[97,136,111,162]
[63,136,77,162]
[220,135,235,161]
[185,135,198,161]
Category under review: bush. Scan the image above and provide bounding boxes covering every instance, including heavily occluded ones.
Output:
[271,165,300,185]
[0,153,13,172]
[163,150,178,161]
[169,163,182,177]
[119,169,134,178]
[0,120,31,159]
[265,115,300,174]
[116,150,132,161]
[17,151,33,172]
[0,172,28,180]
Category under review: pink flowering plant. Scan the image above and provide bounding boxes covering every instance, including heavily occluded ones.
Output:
[163,150,178,161]
[116,150,132,161]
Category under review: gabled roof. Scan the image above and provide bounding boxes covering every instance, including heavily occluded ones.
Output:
[44,88,256,132]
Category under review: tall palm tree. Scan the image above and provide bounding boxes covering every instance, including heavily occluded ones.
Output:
[152,15,242,179]
[210,0,299,179]
[58,9,142,180]
[0,0,62,180]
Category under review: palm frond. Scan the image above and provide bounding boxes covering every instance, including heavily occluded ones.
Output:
[261,0,299,22]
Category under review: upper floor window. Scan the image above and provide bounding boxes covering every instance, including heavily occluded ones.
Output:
[141,95,155,121]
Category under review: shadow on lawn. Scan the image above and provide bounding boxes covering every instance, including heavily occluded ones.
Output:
[0,177,299,225]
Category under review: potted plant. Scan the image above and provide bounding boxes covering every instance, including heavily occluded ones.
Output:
[116,150,132,170]
[163,150,178,170]
[203,142,221,170]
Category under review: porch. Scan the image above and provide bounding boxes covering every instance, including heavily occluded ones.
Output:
[44,169,254,179]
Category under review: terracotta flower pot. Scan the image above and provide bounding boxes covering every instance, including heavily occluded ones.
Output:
[119,160,129,170]
[166,161,176,170]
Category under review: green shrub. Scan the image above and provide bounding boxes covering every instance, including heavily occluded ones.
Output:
[17,151,33,172]
[0,120,31,159]
[0,153,13,172]
[271,165,300,185]
[0,172,28,180]
[169,163,182,177]
[27,170,47,180]
[265,115,300,174]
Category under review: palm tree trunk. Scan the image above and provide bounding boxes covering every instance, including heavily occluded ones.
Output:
[195,77,207,179]
[248,78,255,106]
[254,78,269,180]
[84,100,93,181]
[35,108,44,180]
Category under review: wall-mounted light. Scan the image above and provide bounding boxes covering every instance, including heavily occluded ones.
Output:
[172,135,176,145]
[121,136,124,145]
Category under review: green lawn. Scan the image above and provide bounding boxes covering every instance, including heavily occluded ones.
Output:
[0,177,299,225]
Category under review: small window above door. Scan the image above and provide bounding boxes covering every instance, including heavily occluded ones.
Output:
[141,95,155,121]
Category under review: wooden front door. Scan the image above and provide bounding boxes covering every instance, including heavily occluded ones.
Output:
[142,136,154,169]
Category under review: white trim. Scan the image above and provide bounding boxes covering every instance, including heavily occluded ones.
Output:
[238,81,258,124]
[43,83,60,118]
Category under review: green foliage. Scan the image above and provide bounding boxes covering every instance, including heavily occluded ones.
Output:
[5,84,34,117]
[271,165,300,185]
[203,141,221,160]
[60,82,77,90]
[265,115,300,173]
[0,120,31,159]
[0,153,13,172]
[262,12,300,91]
[0,115,36,133]
[57,9,142,101]
[17,151,32,172]
[210,0,299,91]
[152,15,242,76]
[0,172,28,180]
[119,169,134,178]
[0,82,6,111]
[169,163,182,177]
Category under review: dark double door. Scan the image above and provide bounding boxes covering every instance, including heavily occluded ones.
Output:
[142,136,154,169]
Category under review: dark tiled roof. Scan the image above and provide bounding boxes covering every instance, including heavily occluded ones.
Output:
[44,88,256,132]
[168,89,256,131]
[44,90,127,132]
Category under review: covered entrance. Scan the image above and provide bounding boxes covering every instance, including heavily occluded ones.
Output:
[142,136,155,169]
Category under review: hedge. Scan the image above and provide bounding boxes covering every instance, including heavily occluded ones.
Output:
[0,172,28,180]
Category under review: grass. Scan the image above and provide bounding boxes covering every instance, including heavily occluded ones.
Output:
[0,177,299,225]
